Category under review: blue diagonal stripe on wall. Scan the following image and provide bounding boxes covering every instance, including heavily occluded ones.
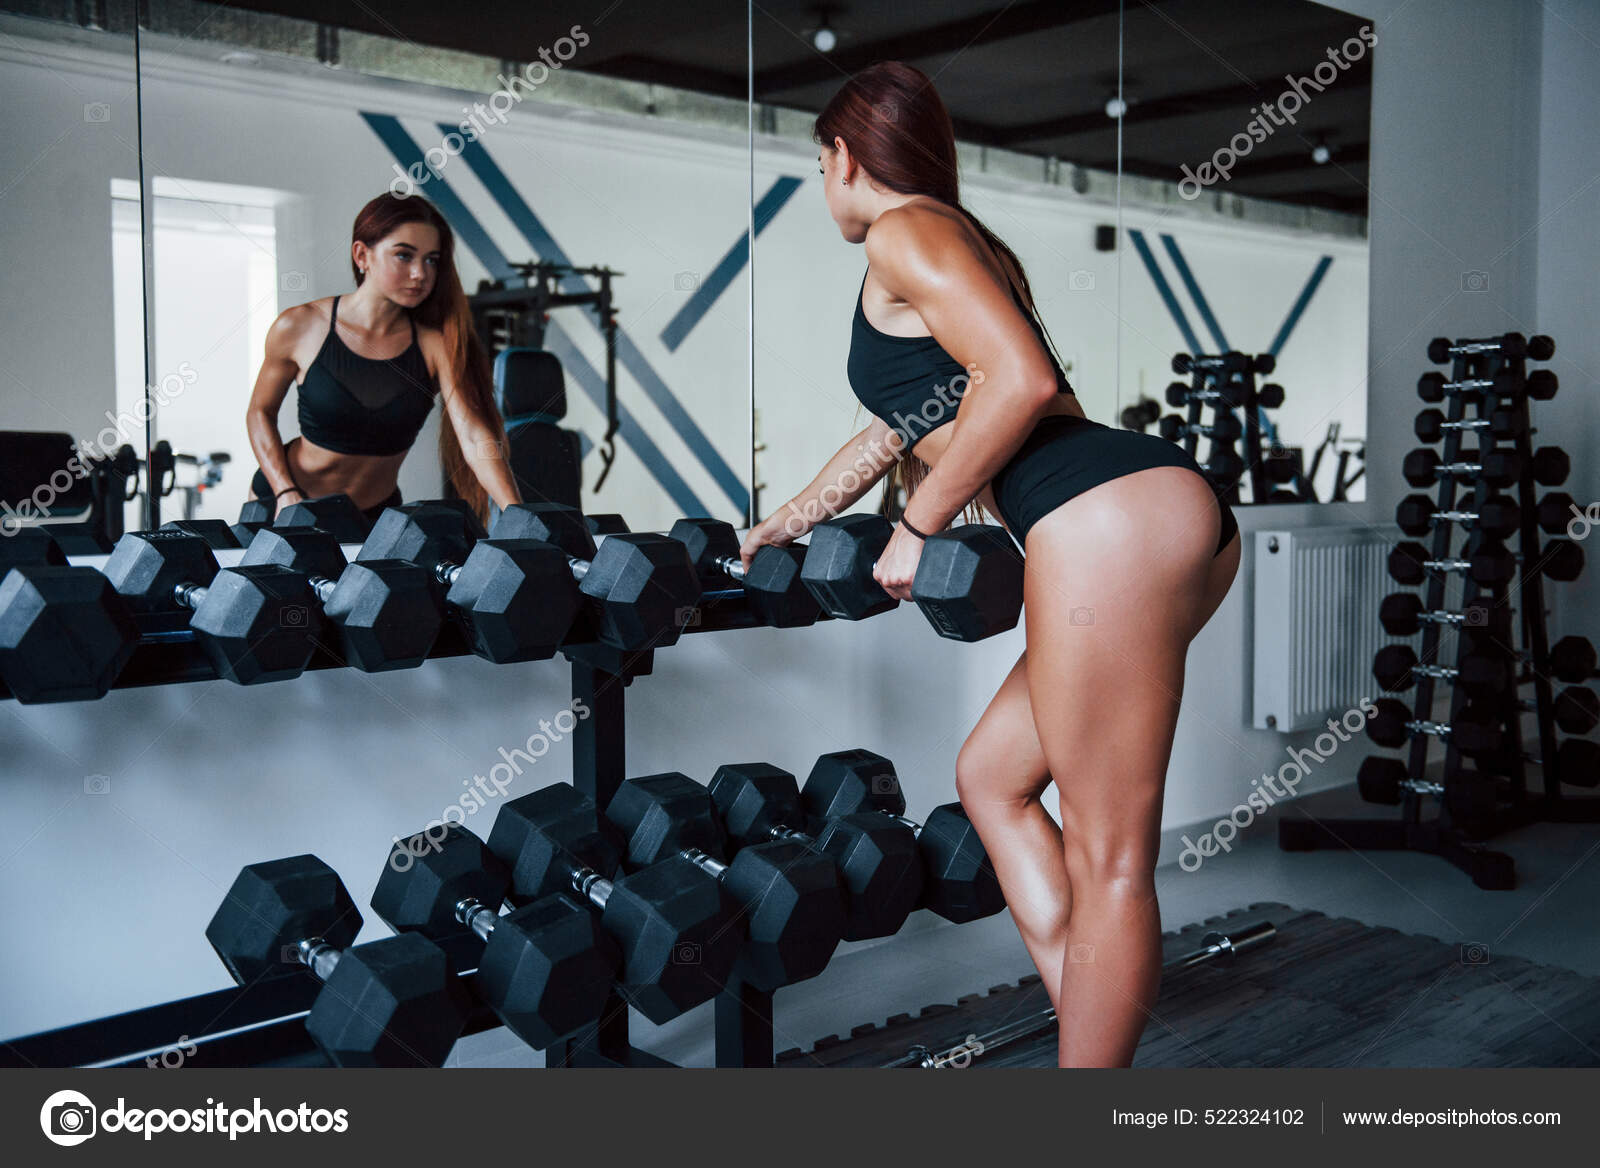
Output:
[660,176,803,352]
[1128,229,1203,356]
[1268,256,1333,357]
[437,123,748,516]
[1160,234,1229,352]
[362,114,710,516]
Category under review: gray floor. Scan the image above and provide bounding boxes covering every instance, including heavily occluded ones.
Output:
[453,778,1600,1067]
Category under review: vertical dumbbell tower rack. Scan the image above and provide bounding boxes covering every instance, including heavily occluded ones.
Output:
[1165,351,1282,504]
[1279,332,1600,889]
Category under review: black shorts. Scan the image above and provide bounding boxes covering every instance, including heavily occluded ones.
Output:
[248,468,402,525]
[990,414,1238,556]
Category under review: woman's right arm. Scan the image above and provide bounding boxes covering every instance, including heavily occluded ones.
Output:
[740,413,901,565]
[245,308,309,507]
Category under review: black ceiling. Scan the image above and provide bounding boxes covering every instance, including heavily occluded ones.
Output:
[197,0,1371,215]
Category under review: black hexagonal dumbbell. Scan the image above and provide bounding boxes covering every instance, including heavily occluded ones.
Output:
[158,519,240,550]
[274,493,373,544]
[799,513,1022,642]
[1395,493,1521,539]
[487,783,742,1023]
[604,772,846,992]
[489,502,701,651]
[373,823,619,1050]
[0,529,139,703]
[1356,756,1500,838]
[239,527,441,672]
[1413,407,1526,445]
[708,762,923,941]
[205,854,469,1067]
[103,530,323,684]
[800,748,1006,924]
[668,518,821,628]
[1367,697,1504,758]
[358,502,578,663]
[1371,644,1512,696]
[1378,594,1512,639]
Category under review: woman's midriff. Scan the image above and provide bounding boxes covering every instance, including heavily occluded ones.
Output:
[910,396,1087,537]
[285,436,409,511]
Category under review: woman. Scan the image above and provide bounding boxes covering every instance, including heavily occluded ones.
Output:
[740,63,1241,1068]
[246,192,519,526]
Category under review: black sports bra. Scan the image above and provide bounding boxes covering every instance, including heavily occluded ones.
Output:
[847,268,1073,454]
[296,295,438,456]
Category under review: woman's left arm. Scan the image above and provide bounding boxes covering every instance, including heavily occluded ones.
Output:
[867,209,1059,595]
[428,331,523,510]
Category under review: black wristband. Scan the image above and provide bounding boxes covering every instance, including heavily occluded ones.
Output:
[275,485,300,499]
[899,515,932,541]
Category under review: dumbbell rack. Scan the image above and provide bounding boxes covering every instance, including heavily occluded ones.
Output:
[1279,332,1600,889]
[1164,350,1280,505]
[0,584,799,1069]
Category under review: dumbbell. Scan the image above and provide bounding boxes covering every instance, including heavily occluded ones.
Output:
[374,823,619,1049]
[1427,333,1554,364]
[487,783,742,1022]
[1417,372,1479,402]
[1356,757,1500,836]
[800,749,1005,923]
[1548,636,1597,684]
[1164,380,1245,408]
[1478,689,1600,736]
[205,854,469,1067]
[1395,493,1520,538]
[585,514,630,536]
[1402,447,1523,489]
[1158,412,1242,442]
[1491,368,1559,402]
[1378,594,1511,639]
[709,761,924,941]
[1366,697,1504,757]
[1387,539,1584,587]
[0,530,139,703]
[1198,448,1245,481]
[1372,644,1512,696]
[1413,408,1525,444]
[604,772,847,991]
[489,502,701,651]
[158,519,240,550]
[273,493,372,544]
[238,527,441,671]
[798,513,1022,642]
[1119,399,1161,430]
[104,530,322,684]
[358,502,579,662]
[667,518,821,628]
[1493,738,1600,788]
[1172,351,1274,375]
[1256,383,1285,409]
[1535,492,1580,536]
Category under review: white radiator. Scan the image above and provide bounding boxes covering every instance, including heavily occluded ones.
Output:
[1251,526,1407,731]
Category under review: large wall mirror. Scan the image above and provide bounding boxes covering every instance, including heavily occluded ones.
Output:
[749,3,1123,530]
[1114,0,1372,507]
[126,0,752,534]
[0,2,142,546]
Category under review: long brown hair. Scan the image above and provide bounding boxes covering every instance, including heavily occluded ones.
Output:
[813,61,1065,521]
[350,193,504,524]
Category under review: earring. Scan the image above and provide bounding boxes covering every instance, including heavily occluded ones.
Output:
[841,179,847,186]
